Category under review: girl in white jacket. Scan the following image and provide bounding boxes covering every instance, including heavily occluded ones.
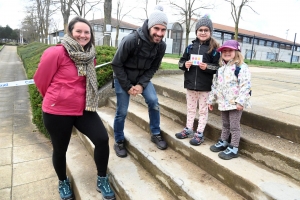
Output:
[207,40,251,160]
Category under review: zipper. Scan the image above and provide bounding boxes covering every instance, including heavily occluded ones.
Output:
[194,44,201,90]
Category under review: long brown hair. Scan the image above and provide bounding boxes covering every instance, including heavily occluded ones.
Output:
[67,16,95,51]
[208,37,219,54]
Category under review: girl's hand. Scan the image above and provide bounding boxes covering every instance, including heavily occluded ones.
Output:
[199,62,207,70]
[208,104,213,111]
[236,103,244,111]
[185,61,192,70]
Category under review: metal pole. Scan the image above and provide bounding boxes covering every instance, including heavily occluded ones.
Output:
[250,34,255,62]
[290,33,297,64]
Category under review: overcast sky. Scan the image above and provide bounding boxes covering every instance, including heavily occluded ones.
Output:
[0,0,299,43]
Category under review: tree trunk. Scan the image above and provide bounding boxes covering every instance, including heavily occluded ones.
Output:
[103,0,112,46]
[115,25,119,47]
[60,0,74,34]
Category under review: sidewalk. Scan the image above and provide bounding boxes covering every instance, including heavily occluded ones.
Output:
[0,46,59,200]
[162,58,300,120]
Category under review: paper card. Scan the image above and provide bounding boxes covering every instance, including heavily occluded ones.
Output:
[190,54,203,65]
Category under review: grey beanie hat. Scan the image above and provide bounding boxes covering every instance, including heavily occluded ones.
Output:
[195,14,213,35]
[148,5,168,29]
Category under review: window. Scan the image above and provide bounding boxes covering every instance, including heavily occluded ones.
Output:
[292,55,299,62]
[254,39,258,44]
[93,25,102,32]
[243,37,251,43]
[273,43,279,48]
[259,40,265,46]
[266,41,272,47]
[280,44,285,49]
[297,46,300,52]
[245,50,253,59]
[213,31,221,39]
[223,33,232,40]
[286,45,291,50]
[237,35,242,42]
[267,52,276,60]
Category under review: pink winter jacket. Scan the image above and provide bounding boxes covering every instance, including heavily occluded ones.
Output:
[34,44,91,116]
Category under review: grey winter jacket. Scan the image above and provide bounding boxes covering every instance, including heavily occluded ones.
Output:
[112,20,166,92]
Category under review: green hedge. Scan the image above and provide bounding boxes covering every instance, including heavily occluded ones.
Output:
[17,42,117,137]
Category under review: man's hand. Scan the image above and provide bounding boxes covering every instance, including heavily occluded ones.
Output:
[128,87,137,96]
[132,84,143,95]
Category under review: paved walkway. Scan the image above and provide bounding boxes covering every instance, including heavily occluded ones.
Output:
[0,46,59,200]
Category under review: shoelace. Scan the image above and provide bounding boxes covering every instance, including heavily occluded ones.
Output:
[193,134,202,142]
[59,181,70,195]
[224,148,232,154]
[181,130,187,137]
[216,141,223,147]
[117,143,124,149]
[98,177,112,193]
[155,135,163,141]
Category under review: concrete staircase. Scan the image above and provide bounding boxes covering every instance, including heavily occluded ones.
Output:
[68,73,300,200]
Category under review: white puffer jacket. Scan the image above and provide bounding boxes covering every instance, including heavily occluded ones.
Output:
[207,61,251,111]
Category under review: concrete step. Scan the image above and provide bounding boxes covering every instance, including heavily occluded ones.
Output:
[98,106,245,200]
[66,135,110,200]
[130,93,300,183]
[106,97,300,200]
[73,129,175,200]
[151,74,300,144]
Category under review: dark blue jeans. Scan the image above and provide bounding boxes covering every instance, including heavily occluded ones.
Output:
[113,78,160,142]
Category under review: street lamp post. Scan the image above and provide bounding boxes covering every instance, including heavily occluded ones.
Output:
[290,33,297,64]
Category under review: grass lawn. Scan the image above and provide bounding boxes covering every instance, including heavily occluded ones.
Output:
[162,54,300,70]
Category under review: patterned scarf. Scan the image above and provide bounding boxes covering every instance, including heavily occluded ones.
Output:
[61,34,98,112]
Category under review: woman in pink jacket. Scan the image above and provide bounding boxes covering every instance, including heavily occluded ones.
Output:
[34,17,115,200]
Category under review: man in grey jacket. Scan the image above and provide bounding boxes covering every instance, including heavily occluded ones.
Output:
[111,5,168,158]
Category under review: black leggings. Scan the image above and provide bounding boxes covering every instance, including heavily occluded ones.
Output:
[43,111,109,180]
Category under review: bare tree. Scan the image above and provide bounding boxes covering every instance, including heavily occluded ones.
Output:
[138,0,163,22]
[114,0,135,47]
[22,11,40,43]
[72,0,102,18]
[35,0,57,44]
[169,0,214,47]
[225,0,257,40]
[103,0,112,46]
[57,0,74,33]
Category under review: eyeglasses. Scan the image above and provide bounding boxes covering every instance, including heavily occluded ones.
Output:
[198,29,209,33]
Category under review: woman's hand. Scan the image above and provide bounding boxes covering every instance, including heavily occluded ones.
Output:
[208,104,213,111]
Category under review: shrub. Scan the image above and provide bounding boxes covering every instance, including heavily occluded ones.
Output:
[17,42,117,137]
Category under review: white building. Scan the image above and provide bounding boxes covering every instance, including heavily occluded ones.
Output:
[48,17,300,63]
[176,18,300,63]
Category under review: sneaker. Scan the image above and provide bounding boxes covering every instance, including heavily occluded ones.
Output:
[175,127,194,139]
[151,134,167,150]
[96,175,116,200]
[114,140,127,158]
[189,132,204,146]
[218,145,239,160]
[210,139,228,152]
[58,177,74,200]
